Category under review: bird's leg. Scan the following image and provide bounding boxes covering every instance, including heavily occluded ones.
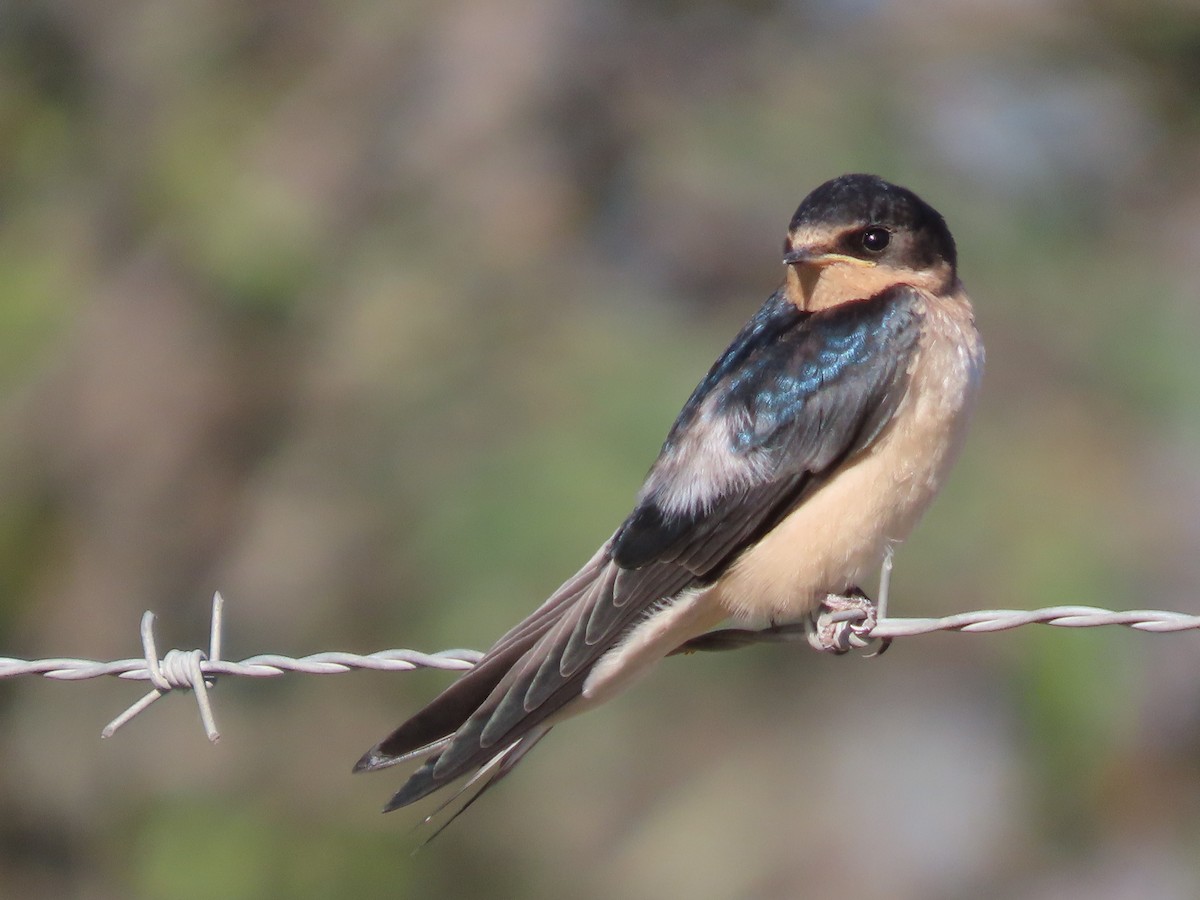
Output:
[672,595,879,656]
[673,550,896,656]
[805,547,895,655]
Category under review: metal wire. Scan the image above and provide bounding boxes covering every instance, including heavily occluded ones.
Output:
[0,592,1196,742]
[0,593,482,742]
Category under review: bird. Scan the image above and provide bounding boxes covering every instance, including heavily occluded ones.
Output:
[355,173,984,825]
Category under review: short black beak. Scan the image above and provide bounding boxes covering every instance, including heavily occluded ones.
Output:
[783,245,872,268]
[782,246,824,266]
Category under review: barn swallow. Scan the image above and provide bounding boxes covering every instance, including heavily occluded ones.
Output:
[355,173,984,824]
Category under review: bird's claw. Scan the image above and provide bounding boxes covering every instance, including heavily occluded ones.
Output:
[805,590,884,654]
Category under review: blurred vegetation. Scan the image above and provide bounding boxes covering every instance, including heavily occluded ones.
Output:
[2,0,1200,897]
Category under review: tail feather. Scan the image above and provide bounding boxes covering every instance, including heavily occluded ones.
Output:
[406,727,552,846]
[355,537,697,826]
[353,734,452,774]
[353,632,537,773]
[390,726,550,818]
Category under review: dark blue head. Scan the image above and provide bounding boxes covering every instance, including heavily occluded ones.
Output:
[785,174,957,275]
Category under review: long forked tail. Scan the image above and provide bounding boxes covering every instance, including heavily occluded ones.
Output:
[354,634,536,769]
[397,726,552,845]
[355,540,703,825]
[352,595,563,825]
[354,546,618,814]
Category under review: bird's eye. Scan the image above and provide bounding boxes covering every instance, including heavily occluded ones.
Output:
[860,227,891,253]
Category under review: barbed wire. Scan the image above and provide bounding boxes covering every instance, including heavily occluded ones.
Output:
[1,591,1197,743]
[0,594,482,742]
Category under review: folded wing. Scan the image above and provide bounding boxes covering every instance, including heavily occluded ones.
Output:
[357,285,925,812]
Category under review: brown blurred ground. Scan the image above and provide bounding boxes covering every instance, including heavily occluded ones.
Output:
[2,1,1200,898]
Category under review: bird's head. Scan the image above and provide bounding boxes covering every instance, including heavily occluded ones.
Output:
[782,174,957,311]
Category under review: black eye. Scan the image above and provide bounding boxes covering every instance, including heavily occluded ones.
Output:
[860,227,891,253]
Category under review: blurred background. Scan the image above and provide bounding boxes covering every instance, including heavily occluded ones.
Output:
[2,0,1200,897]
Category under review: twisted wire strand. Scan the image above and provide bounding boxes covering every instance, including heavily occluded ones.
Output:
[677,605,1200,654]
[0,650,486,681]
[0,594,1196,741]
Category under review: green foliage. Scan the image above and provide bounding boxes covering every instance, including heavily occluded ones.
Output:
[129,800,413,900]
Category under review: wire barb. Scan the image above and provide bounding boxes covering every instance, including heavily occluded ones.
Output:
[101,593,225,741]
[1,595,1199,742]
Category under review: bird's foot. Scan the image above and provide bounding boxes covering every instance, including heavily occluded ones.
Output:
[672,565,894,656]
[806,588,885,655]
